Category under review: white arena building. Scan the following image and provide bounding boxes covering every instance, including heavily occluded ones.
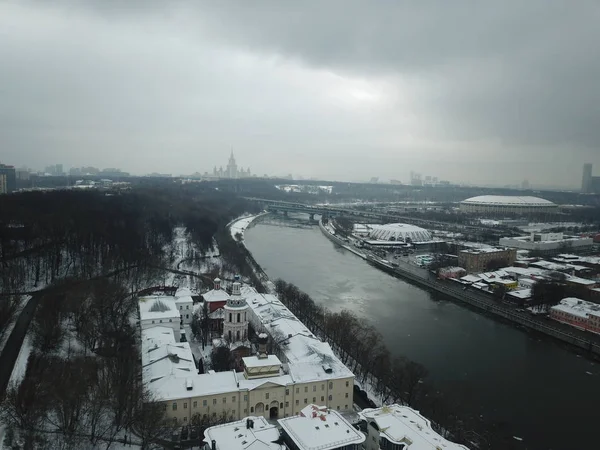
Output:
[460,195,557,215]
[366,223,433,243]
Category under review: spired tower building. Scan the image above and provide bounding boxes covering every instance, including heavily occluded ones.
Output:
[226,150,238,179]
[223,277,249,343]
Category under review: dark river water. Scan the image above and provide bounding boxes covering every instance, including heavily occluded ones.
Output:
[244,215,599,450]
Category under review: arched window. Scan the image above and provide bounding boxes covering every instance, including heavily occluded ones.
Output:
[228,330,232,341]
[236,330,240,340]
[229,313,232,322]
[237,313,241,323]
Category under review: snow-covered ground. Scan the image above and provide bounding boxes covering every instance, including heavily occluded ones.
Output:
[229,213,267,241]
[8,333,32,386]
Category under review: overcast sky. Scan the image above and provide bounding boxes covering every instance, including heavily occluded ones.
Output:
[1,1,599,186]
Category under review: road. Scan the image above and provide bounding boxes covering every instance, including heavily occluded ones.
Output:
[0,294,40,398]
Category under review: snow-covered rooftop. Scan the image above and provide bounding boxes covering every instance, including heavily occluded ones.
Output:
[243,355,282,369]
[278,405,365,450]
[551,297,600,319]
[360,405,470,450]
[461,195,554,207]
[174,287,194,305]
[241,285,354,383]
[204,416,285,450]
[203,288,230,303]
[566,276,597,286]
[139,296,180,321]
[507,288,532,300]
[368,223,432,243]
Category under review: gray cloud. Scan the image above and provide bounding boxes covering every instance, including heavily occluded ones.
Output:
[1,0,599,186]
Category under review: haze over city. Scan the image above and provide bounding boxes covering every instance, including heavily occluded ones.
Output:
[2,0,600,187]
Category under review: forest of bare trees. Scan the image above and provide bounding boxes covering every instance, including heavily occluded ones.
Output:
[0,183,258,448]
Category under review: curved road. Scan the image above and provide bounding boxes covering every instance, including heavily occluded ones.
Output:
[0,295,40,398]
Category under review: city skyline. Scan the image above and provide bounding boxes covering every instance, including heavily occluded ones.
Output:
[1,2,600,188]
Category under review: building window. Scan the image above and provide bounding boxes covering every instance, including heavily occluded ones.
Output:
[223,397,226,404]
[321,384,325,391]
[313,386,316,392]
[232,396,236,402]
[186,314,189,319]
[229,313,232,322]
[163,404,167,411]
[193,401,197,408]
[265,393,270,400]
[329,382,333,389]
[345,405,348,409]
[285,389,289,395]
[304,387,308,393]
[212,412,216,417]
[160,320,163,323]
[346,381,349,387]
[296,388,299,394]
[172,402,177,411]
[345,393,349,398]
[232,409,236,415]
[237,313,240,322]
[186,305,189,310]
[295,400,299,405]
[183,417,187,422]
[152,320,155,324]
[203,400,207,407]
[213,399,217,405]
[321,396,324,402]
[244,395,248,401]
[328,395,332,401]
[184,402,187,409]
[304,398,308,404]
[251,407,254,413]
[285,401,289,407]
[313,397,316,402]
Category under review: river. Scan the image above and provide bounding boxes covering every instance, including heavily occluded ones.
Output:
[244,214,599,450]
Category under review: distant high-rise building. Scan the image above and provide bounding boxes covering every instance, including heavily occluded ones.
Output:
[521,179,530,190]
[210,150,251,179]
[45,164,64,176]
[582,163,593,193]
[0,163,17,193]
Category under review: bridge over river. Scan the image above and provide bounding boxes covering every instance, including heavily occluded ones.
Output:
[244,197,517,239]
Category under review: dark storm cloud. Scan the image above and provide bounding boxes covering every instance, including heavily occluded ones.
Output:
[2,0,599,185]
[192,0,600,149]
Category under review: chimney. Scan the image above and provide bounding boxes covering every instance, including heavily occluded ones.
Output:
[257,333,268,359]
[246,418,251,429]
[214,278,221,290]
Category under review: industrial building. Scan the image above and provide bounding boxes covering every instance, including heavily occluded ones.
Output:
[581,163,600,193]
[459,195,557,215]
[499,232,594,255]
[458,248,517,273]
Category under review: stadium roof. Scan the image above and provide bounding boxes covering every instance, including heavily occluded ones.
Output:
[461,195,555,207]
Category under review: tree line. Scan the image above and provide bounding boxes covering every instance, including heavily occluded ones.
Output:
[273,279,527,450]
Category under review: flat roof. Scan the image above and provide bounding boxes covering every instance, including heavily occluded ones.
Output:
[243,355,282,368]
[551,297,600,319]
[278,405,365,450]
[360,405,470,450]
[204,416,284,450]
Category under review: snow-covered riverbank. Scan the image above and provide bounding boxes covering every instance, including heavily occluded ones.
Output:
[229,212,268,241]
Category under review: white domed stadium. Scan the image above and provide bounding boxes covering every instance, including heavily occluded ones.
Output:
[460,195,556,214]
[368,223,432,243]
